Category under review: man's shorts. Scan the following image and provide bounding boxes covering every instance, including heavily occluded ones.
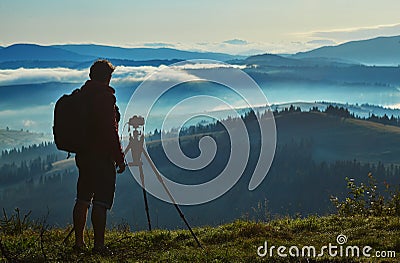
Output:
[75,153,116,209]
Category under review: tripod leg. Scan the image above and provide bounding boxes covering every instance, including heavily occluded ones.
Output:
[62,226,74,244]
[142,149,203,249]
[139,164,152,231]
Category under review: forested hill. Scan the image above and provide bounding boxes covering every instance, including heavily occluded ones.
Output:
[148,105,400,165]
[2,106,400,228]
[274,108,400,164]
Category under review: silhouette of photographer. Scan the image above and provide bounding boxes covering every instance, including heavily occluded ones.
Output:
[73,60,125,254]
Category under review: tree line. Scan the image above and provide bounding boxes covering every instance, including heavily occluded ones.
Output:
[147,104,400,142]
[0,155,59,185]
[0,142,62,185]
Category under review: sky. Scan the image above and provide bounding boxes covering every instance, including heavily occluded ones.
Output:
[1,0,400,54]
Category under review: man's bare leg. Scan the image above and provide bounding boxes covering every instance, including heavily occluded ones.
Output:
[73,201,89,247]
[91,204,107,249]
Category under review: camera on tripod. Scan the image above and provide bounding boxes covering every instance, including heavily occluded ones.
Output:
[122,114,202,247]
[129,115,145,129]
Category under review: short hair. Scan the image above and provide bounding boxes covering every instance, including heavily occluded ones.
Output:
[89,59,115,82]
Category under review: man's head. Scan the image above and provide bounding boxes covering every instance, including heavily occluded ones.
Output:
[89,60,115,84]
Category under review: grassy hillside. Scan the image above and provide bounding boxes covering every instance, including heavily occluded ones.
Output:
[1,215,399,262]
[276,111,400,164]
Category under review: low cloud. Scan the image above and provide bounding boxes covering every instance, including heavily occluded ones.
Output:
[107,40,334,56]
[188,41,333,56]
[171,63,245,70]
[223,39,248,45]
[143,42,176,48]
[112,65,159,83]
[0,66,170,86]
[0,68,88,86]
[0,63,244,87]
[307,39,336,46]
[114,65,199,84]
[126,40,269,56]
[23,119,36,127]
[194,41,267,56]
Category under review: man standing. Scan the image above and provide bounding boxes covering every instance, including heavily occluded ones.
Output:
[73,60,125,253]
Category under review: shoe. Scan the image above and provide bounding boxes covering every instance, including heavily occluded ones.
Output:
[92,245,114,256]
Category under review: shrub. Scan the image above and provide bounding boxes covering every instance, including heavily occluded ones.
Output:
[331,173,400,216]
[0,208,36,235]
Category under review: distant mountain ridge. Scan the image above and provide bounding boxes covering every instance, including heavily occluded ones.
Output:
[0,58,183,70]
[52,44,242,61]
[243,53,306,67]
[1,36,400,67]
[242,53,354,67]
[292,35,400,66]
[0,43,242,64]
[0,44,94,62]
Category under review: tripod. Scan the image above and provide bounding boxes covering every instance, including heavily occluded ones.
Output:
[123,117,203,248]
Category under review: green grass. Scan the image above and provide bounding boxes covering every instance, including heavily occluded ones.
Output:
[1,215,399,262]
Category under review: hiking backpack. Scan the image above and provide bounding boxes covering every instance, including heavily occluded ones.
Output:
[53,88,88,155]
